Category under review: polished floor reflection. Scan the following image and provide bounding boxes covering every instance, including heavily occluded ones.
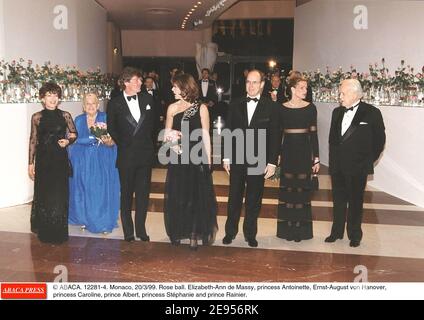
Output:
[1,166,424,282]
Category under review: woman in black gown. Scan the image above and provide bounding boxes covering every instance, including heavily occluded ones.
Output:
[28,82,77,244]
[277,72,320,242]
[163,74,218,250]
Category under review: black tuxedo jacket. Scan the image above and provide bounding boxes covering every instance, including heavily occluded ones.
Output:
[142,87,164,118]
[198,79,218,104]
[223,96,280,168]
[329,101,386,175]
[107,92,155,168]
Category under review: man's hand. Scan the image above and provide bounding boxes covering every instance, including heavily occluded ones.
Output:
[28,164,35,181]
[264,164,276,179]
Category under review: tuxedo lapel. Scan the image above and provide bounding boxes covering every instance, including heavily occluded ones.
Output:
[341,102,367,143]
[133,94,147,136]
[119,95,138,129]
[240,98,249,127]
[249,98,263,127]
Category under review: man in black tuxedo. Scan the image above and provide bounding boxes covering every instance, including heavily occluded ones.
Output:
[222,70,280,247]
[142,76,164,148]
[264,74,287,104]
[107,67,155,242]
[198,68,218,108]
[326,79,385,247]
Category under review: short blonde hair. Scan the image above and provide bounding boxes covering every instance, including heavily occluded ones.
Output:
[83,93,100,112]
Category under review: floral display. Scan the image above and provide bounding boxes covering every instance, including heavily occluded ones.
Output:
[0,58,116,103]
[303,59,424,106]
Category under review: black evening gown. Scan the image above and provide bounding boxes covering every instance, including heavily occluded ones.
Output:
[29,109,77,244]
[164,102,218,243]
[277,103,319,241]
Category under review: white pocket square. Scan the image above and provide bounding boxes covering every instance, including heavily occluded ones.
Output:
[146,105,151,110]
[359,122,368,125]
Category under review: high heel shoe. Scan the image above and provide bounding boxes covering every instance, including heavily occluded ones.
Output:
[189,238,198,251]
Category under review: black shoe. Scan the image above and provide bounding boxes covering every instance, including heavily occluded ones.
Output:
[325,235,343,243]
[246,238,258,248]
[202,236,211,246]
[137,235,150,242]
[125,236,135,242]
[171,239,180,246]
[350,240,361,247]
[222,235,235,245]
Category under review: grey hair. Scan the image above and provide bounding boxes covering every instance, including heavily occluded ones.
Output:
[341,79,363,99]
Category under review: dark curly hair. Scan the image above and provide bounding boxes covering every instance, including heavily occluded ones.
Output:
[39,82,62,99]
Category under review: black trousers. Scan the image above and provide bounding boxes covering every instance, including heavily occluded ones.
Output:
[118,165,152,240]
[330,172,368,241]
[225,166,265,240]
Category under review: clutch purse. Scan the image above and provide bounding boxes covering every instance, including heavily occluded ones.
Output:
[311,174,319,191]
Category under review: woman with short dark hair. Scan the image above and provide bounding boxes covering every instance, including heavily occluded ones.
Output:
[28,82,77,243]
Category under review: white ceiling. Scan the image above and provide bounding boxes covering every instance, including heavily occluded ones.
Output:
[96,0,240,30]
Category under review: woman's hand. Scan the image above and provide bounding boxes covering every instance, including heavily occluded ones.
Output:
[28,164,35,181]
[100,135,114,146]
[312,162,320,174]
[58,139,69,148]
[164,130,182,142]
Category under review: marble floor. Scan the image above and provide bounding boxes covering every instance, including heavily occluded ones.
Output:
[1,166,424,282]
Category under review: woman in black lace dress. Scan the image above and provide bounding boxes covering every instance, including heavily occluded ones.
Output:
[28,82,77,244]
[163,74,218,250]
[277,72,320,242]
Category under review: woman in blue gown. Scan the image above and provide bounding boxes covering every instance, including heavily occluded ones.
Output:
[69,93,120,233]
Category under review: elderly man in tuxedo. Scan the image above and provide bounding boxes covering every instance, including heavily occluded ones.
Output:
[222,70,280,248]
[326,79,385,247]
[107,67,156,242]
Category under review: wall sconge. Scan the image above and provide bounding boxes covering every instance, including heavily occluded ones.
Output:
[113,47,119,55]
[268,60,277,69]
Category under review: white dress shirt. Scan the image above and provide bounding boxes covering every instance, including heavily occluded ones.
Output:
[123,92,140,123]
[247,95,260,126]
[201,80,209,97]
[341,100,360,135]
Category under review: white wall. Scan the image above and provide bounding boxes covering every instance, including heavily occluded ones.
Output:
[0,0,5,58]
[293,0,424,73]
[1,0,107,71]
[76,0,107,71]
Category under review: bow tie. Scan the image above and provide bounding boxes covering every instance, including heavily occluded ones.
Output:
[247,97,259,103]
[345,103,359,112]
[127,95,137,101]
[272,88,279,91]
[202,80,208,82]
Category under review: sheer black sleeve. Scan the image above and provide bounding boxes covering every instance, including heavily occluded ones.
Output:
[62,111,77,145]
[309,104,319,159]
[28,112,42,165]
